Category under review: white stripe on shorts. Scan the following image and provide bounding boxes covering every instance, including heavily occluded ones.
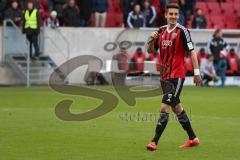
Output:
[174,78,182,97]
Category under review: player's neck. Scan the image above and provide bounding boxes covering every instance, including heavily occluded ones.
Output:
[167,23,177,32]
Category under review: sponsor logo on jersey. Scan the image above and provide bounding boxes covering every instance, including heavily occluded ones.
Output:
[162,40,172,47]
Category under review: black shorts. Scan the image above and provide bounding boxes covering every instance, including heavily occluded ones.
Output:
[161,78,185,107]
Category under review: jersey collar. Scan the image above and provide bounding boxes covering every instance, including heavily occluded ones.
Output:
[167,23,178,33]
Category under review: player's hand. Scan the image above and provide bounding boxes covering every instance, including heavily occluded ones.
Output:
[194,75,202,86]
[151,31,158,39]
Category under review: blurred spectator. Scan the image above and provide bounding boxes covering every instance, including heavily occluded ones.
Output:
[127,4,145,28]
[218,50,227,87]
[120,0,137,27]
[209,29,229,67]
[131,47,146,72]
[52,0,67,25]
[77,0,93,27]
[197,48,207,65]
[44,10,59,28]
[93,0,108,27]
[142,0,157,27]
[39,0,50,24]
[226,48,239,76]
[209,29,229,87]
[200,54,218,86]
[4,0,23,26]
[177,0,186,26]
[185,0,195,15]
[113,48,130,72]
[23,0,41,60]
[62,0,80,27]
[0,0,8,25]
[112,47,130,85]
[152,0,167,26]
[191,8,207,29]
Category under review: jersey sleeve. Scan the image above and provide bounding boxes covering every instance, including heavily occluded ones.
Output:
[180,28,194,52]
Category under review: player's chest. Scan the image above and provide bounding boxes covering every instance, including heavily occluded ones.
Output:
[158,31,179,49]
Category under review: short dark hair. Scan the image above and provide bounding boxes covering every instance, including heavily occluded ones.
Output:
[213,29,222,37]
[166,3,180,10]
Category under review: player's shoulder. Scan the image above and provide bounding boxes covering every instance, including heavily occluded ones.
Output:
[176,23,189,32]
[160,25,168,29]
[158,25,167,32]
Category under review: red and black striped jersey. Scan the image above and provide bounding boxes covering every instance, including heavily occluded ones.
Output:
[154,23,194,80]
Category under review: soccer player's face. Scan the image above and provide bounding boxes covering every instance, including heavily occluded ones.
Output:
[166,8,179,25]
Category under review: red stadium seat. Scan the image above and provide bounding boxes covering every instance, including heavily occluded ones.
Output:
[196,2,208,14]
[223,16,238,29]
[207,2,220,13]
[221,3,235,15]
[210,16,225,29]
[196,2,207,10]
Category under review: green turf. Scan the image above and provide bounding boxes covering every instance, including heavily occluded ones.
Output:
[0,86,240,160]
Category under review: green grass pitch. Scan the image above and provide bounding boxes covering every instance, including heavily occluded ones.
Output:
[0,86,239,160]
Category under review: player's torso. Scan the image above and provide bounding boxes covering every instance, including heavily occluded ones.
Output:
[157,26,186,79]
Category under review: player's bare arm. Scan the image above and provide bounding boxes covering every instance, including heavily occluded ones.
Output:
[147,31,158,53]
[189,50,202,86]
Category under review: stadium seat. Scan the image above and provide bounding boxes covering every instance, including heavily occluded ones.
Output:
[210,16,225,29]
[207,2,220,13]
[196,2,208,14]
[221,3,235,16]
[224,16,238,29]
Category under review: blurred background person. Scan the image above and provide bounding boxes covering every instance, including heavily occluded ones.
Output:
[77,0,93,27]
[0,0,8,25]
[127,4,145,28]
[200,54,218,86]
[44,10,59,28]
[209,29,229,87]
[120,0,137,27]
[23,0,41,60]
[209,29,229,70]
[62,0,81,27]
[39,0,50,25]
[226,48,239,76]
[142,0,157,27]
[197,48,207,65]
[52,0,67,26]
[131,47,146,72]
[218,50,227,87]
[4,0,23,26]
[191,8,207,29]
[93,0,108,27]
[112,47,130,85]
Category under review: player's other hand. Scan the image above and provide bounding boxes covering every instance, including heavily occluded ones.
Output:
[194,75,202,86]
[151,31,158,39]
